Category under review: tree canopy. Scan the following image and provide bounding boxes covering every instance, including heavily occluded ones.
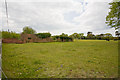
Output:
[115,31,120,37]
[22,26,36,34]
[69,33,84,39]
[2,31,20,39]
[106,1,120,30]
[87,33,95,39]
[60,33,68,37]
[36,33,51,38]
[105,33,113,37]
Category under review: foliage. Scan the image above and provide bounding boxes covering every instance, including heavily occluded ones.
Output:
[95,33,113,40]
[104,33,113,37]
[113,37,119,40]
[36,33,51,38]
[52,35,59,40]
[60,36,72,40]
[69,33,84,39]
[2,31,20,39]
[96,35,101,40]
[104,33,113,40]
[87,34,95,39]
[52,35,73,42]
[87,32,95,39]
[115,31,120,37]
[106,1,120,30]
[60,33,68,37]
[22,26,36,34]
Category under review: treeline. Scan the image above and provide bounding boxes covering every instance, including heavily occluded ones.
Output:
[1,26,120,40]
[1,31,51,39]
[70,32,114,40]
[52,32,119,40]
[70,32,120,40]
[1,31,20,39]
[1,30,120,40]
[36,33,51,39]
[52,33,73,42]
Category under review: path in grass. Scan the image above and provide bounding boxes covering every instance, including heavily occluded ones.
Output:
[2,40,118,78]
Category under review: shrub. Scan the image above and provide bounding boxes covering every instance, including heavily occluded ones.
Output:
[2,31,20,39]
[52,35,73,41]
[36,33,51,38]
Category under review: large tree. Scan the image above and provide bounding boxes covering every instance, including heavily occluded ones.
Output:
[105,33,113,37]
[60,33,68,37]
[106,1,120,30]
[22,26,36,34]
[87,32,95,39]
[115,31,120,37]
[69,33,84,39]
[36,33,51,38]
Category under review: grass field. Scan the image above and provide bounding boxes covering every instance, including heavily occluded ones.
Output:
[2,40,119,78]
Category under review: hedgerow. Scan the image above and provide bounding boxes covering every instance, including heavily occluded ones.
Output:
[2,31,20,39]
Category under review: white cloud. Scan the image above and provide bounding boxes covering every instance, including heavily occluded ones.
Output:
[1,0,116,36]
[2,0,114,2]
[73,2,115,36]
[85,0,113,2]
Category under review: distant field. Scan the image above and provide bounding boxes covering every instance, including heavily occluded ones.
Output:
[2,40,119,78]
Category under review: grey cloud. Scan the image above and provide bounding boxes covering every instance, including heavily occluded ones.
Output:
[73,2,115,36]
[1,1,116,36]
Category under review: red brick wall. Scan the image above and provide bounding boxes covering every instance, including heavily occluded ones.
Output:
[2,38,23,44]
[37,37,53,42]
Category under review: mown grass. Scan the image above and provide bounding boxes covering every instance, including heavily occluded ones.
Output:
[2,40,119,78]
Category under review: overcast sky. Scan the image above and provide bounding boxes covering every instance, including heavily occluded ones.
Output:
[1,0,117,36]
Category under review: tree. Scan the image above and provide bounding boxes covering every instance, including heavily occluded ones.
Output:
[36,33,51,38]
[87,32,92,35]
[87,34,95,39]
[99,34,105,40]
[22,26,36,34]
[69,33,84,39]
[104,33,113,40]
[115,31,120,37]
[60,33,68,37]
[78,33,84,39]
[69,33,77,39]
[105,33,113,37]
[106,1,120,30]
[96,35,101,40]
[87,32,95,39]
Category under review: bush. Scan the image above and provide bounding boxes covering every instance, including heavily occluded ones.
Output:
[36,33,51,38]
[2,31,20,39]
[52,35,73,41]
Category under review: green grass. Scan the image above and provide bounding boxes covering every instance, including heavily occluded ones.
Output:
[2,40,119,78]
